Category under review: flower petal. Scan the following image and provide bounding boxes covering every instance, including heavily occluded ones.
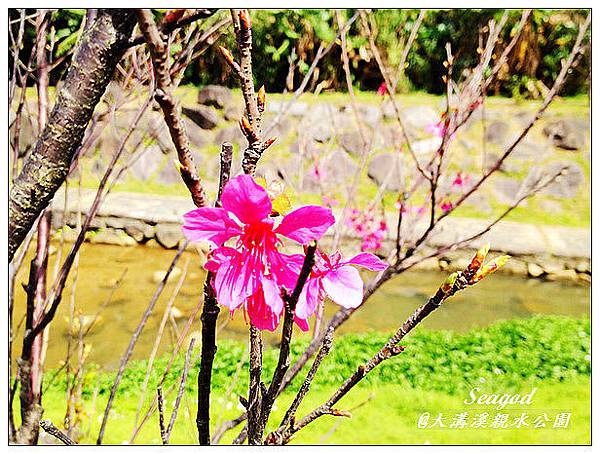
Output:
[269,252,304,291]
[182,207,241,246]
[321,265,364,309]
[204,246,237,272]
[247,286,281,332]
[346,252,389,271]
[275,206,335,244]
[294,316,310,332]
[261,276,284,316]
[213,250,259,311]
[295,277,321,320]
[221,174,272,224]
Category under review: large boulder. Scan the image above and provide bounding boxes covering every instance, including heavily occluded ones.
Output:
[130,145,163,181]
[484,120,510,145]
[542,119,586,150]
[182,106,219,130]
[540,161,585,199]
[197,85,232,109]
[367,153,403,191]
[322,149,358,185]
[400,105,439,131]
[339,131,366,156]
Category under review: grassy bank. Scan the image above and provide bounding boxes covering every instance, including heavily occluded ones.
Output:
[23,316,589,444]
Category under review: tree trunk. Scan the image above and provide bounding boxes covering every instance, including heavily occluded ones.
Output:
[8,9,136,262]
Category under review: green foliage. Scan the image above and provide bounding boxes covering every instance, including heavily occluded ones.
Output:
[9,9,590,96]
[46,316,590,400]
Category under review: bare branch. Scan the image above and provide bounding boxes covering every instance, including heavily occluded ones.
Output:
[39,419,76,445]
[136,9,207,208]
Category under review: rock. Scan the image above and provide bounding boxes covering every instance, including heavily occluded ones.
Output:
[400,105,439,131]
[156,161,182,185]
[216,125,247,151]
[346,104,381,127]
[367,153,404,191]
[463,192,492,213]
[483,152,519,173]
[183,119,209,149]
[322,149,358,185]
[309,122,335,143]
[224,103,242,121]
[382,99,396,119]
[290,138,319,156]
[546,269,578,282]
[575,260,591,274]
[123,219,155,242]
[339,131,366,156]
[130,145,163,181]
[511,141,550,161]
[197,85,232,109]
[155,223,184,249]
[502,259,528,275]
[527,263,545,278]
[541,162,585,199]
[267,101,308,117]
[89,229,137,247]
[380,124,404,149]
[494,177,522,205]
[543,119,586,150]
[484,120,510,145]
[152,266,182,284]
[182,106,219,130]
[539,260,564,275]
[412,137,442,155]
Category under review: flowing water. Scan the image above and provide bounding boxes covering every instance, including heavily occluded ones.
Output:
[11,242,590,370]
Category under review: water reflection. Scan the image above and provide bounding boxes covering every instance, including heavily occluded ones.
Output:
[12,243,590,370]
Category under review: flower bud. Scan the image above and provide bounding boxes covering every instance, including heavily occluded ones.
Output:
[257,85,266,111]
[469,243,489,272]
[441,272,459,294]
[472,255,510,283]
[219,46,236,66]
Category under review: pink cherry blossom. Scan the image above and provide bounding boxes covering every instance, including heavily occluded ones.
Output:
[182,174,334,331]
[424,121,445,138]
[440,200,453,213]
[347,208,388,252]
[294,250,388,330]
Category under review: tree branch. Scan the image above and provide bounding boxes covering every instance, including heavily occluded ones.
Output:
[9,9,136,261]
[136,9,207,208]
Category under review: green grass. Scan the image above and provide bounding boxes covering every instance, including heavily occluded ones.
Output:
[30,378,590,445]
[17,316,590,445]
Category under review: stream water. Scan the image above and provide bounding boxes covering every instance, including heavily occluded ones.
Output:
[12,243,590,370]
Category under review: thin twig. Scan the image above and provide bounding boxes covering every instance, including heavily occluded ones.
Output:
[96,242,188,445]
[165,339,196,443]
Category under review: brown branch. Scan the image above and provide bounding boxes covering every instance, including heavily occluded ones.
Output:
[9,9,137,261]
[435,12,590,226]
[196,142,234,444]
[157,387,167,444]
[226,9,277,175]
[266,327,335,445]
[246,325,264,445]
[255,243,318,439]
[39,419,76,445]
[128,9,218,47]
[136,9,207,208]
[96,242,188,445]
[274,260,488,444]
[165,339,195,444]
